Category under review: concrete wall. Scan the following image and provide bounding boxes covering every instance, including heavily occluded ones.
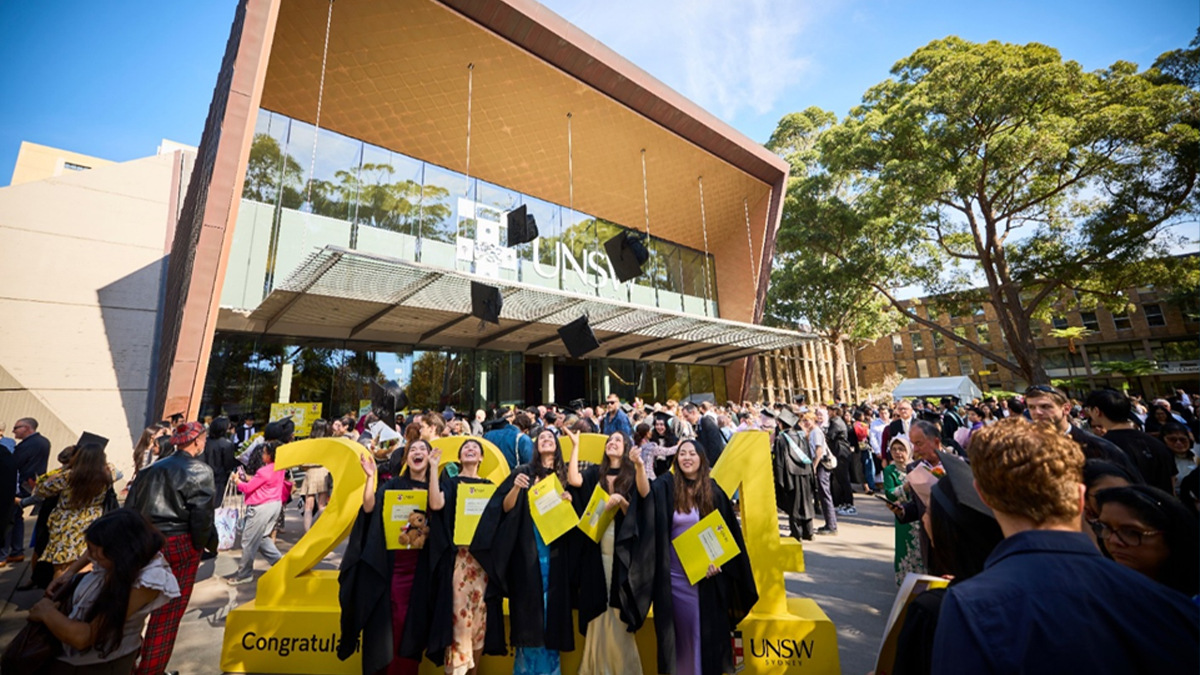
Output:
[0,151,189,477]
[9,141,114,186]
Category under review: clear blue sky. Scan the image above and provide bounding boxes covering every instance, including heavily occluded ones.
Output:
[1,0,1196,186]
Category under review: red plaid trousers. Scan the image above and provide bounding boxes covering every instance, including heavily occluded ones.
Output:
[133,534,201,675]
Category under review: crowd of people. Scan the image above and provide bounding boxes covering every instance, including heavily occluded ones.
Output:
[1,382,1197,675]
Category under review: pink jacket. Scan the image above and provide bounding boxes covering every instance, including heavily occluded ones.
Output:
[237,463,292,506]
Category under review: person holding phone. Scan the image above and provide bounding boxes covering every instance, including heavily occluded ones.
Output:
[338,439,443,675]
[471,428,576,675]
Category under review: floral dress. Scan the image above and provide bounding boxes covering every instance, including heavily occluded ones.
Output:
[34,470,110,565]
[447,548,489,675]
[882,464,924,585]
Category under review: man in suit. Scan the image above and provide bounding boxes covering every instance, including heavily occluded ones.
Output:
[1024,385,1142,480]
[682,402,726,465]
[2,417,51,563]
[880,399,916,462]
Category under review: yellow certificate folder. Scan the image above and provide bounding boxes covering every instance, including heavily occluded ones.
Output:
[577,484,617,543]
[454,483,497,546]
[671,509,741,585]
[528,474,579,544]
[383,489,428,550]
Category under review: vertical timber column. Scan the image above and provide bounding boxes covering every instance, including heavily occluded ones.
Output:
[154,0,282,420]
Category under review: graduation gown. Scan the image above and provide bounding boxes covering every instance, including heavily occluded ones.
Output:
[399,474,501,665]
[772,429,815,525]
[469,464,578,653]
[572,465,654,634]
[639,474,758,675]
[337,475,428,674]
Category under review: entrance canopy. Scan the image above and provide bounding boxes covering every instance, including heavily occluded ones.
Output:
[230,247,814,366]
[891,376,983,402]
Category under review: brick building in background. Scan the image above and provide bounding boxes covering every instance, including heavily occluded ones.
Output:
[856,267,1199,399]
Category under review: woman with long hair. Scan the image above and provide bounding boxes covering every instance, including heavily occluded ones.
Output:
[34,444,114,578]
[640,439,756,675]
[568,430,650,675]
[401,438,499,675]
[226,442,293,585]
[202,417,239,508]
[29,509,180,674]
[1094,485,1199,596]
[339,438,444,675]
[300,419,333,531]
[131,426,160,477]
[472,428,577,675]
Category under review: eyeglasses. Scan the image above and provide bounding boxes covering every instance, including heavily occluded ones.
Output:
[1090,520,1161,547]
[12,424,29,431]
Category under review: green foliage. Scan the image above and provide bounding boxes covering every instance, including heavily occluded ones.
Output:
[770,36,1199,384]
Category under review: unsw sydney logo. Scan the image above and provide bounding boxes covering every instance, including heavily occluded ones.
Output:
[732,631,817,671]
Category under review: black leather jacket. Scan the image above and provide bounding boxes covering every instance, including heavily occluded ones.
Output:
[125,452,217,552]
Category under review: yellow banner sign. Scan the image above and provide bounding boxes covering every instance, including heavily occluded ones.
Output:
[269,402,323,437]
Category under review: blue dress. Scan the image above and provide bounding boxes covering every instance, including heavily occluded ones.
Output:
[513,527,561,675]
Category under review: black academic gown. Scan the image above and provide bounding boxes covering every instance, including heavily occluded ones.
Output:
[337,475,428,674]
[638,474,758,675]
[469,464,578,654]
[398,474,501,664]
[772,429,815,538]
[571,465,654,635]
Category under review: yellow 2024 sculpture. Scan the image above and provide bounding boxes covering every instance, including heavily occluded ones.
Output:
[220,432,838,674]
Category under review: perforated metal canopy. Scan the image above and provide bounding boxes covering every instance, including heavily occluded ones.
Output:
[238,246,814,365]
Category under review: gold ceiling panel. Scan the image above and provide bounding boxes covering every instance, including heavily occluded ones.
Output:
[261,0,773,255]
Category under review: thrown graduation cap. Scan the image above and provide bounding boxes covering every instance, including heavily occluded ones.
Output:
[603,230,651,283]
[506,205,539,247]
[471,282,503,326]
[558,315,601,358]
[76,431,109,451]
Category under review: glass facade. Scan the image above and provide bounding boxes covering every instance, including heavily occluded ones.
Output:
[221,109,719,316]
[199,332,728,424]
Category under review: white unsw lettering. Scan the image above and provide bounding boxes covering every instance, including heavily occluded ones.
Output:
[531,239,622,291]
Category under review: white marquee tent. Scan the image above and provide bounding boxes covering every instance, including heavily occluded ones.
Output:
[891,376,983,402]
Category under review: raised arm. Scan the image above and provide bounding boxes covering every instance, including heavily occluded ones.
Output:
[359,451,378,513]
[632,445,650,498]
[566,428,583,488]
[427,448,444,511]
[503,471,531,512]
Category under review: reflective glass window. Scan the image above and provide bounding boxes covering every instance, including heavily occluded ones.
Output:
[356,146,424,236]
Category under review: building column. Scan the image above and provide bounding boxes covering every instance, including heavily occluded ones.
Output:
[542,356,555,402]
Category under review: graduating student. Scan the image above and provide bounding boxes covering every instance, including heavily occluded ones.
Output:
[471,428,578,675]
[566,429,652,675]
[401,438,500,674]
[637,439,757,675]
[338,439,444,675]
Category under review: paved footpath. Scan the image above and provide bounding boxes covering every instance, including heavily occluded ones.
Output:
[0,497,898,674]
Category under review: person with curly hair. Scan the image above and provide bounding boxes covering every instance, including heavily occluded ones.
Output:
[930,418,1199,675]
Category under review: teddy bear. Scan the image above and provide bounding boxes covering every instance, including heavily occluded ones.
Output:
[397,509,429,549]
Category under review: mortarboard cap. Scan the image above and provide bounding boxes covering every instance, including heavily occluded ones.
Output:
[603,230,651,283]
[621,403,634,414]
[76,431,109,451]
[760,408,776,419]
[471,281,504,325]
[263,418,295,442]
[558,315,601,358]
[506,205,539,247]
[932,452,993,521]
[652,410,675,422]
[777,408,799,429]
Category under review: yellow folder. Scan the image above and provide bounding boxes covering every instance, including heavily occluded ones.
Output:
[528,474,579,544]
[671,509,741,585]
[577,484,618,543]
[382,489,428,550]
[454,483,497,546]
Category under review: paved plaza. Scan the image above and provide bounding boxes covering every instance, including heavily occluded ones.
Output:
[0,498,897,675]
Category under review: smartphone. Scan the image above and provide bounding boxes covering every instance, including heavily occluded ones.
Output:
[872,492,894,504]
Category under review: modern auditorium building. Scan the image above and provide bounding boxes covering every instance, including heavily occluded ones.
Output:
[150,0,813,423]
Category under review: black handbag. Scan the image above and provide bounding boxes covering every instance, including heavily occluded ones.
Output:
[0,574,84,674]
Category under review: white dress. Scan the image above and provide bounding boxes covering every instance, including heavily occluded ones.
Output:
[578,519,643,675]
